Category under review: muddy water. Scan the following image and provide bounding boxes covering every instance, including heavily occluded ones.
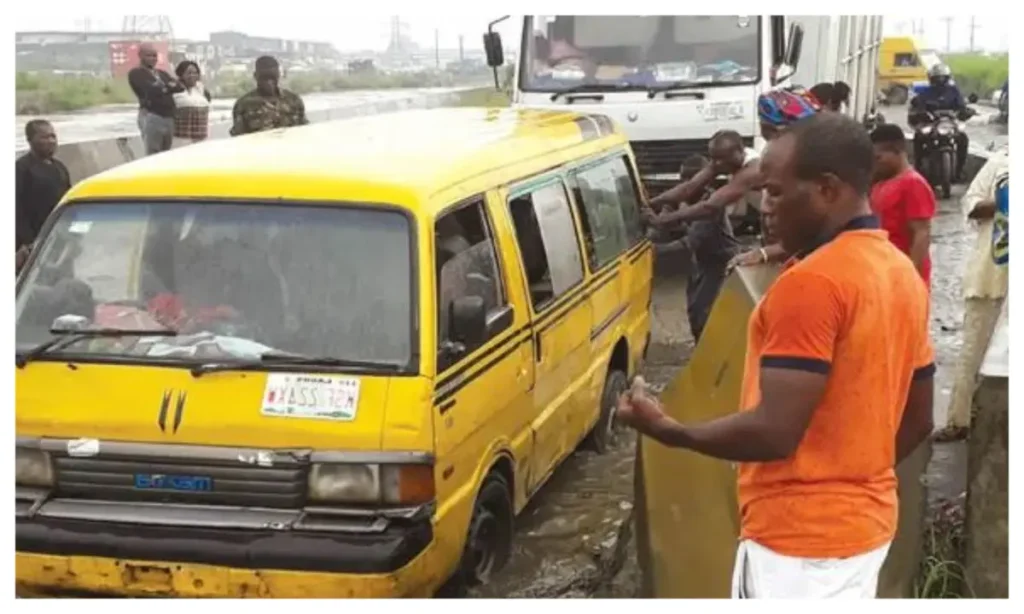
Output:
[479,188,976,597]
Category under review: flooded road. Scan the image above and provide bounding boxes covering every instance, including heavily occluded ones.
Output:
[477,186,978,597]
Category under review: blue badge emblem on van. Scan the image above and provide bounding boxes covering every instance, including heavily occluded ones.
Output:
[135,473,213,492]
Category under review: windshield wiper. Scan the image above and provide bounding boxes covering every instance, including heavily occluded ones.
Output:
[550,82,641,102]
[15,328,178,368]
[646,81,707,100]
[191,352,404,377]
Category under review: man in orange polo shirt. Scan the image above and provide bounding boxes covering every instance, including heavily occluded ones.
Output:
[618,113,935,598]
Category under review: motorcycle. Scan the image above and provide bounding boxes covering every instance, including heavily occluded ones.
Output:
[914,107,975,199]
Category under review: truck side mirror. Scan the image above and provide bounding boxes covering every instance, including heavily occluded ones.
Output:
[771,16,786,65]
[483,32,504,68]
[785,24,804,69]
[483,15,510,90]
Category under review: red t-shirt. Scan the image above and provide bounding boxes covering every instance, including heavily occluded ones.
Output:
[870,168,936,285]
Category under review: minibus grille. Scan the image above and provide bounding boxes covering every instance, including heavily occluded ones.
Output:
[630,137,754,197]
[54,456,308,508]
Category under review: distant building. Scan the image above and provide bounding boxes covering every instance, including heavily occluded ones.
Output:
[210,30,338,60]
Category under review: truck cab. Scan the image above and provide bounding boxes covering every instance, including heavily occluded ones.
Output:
[485,15,806,202]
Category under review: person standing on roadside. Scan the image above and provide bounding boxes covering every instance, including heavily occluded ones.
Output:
[230,56,309,136]
[171,60,212,148]
[668,154,741,342]
[945,146,1009,432]
[869,124,936,286]
[128,44,183,155]
[618,113,935,598]
[727,89,821,269]
[16,119,71,267]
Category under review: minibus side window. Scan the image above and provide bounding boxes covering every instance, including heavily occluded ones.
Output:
[570,155,646,271]
[508,181,585,312]
[617,156,645,246]
[435,198,508,370]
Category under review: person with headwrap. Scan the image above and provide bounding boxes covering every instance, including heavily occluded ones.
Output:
[727,88,821,269]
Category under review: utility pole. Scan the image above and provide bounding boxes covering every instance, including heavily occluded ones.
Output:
[434,28,440,69]
[941,16,954,52]
[969,17,980,52]
[459,35,465,62]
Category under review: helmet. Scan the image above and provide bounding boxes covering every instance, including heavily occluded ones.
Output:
[758,89,820,128]
[928,63,952,87]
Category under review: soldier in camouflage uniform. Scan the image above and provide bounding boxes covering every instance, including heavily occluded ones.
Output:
[229,55,309,137]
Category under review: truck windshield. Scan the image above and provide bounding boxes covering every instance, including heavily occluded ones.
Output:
[15,201,416,371]
[521,15,761,92]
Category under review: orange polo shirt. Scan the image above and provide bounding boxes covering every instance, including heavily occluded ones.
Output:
[737,215,934,559]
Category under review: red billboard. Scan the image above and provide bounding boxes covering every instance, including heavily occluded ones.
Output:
[109,40,171,79]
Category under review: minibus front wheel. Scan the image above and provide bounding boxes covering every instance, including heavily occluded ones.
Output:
[440,470,514,596]
[585,369,628,454]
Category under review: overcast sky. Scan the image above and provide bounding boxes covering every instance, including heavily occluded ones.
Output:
[13,15,1008,53]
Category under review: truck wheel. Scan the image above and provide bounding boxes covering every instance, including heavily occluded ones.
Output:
[584,369,628,454]
[439,471,514,596]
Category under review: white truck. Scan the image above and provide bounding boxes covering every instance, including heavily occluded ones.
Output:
[483,15,882,199]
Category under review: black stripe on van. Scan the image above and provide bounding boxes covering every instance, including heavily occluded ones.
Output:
[432,266,616,399]
[431,240,652,407]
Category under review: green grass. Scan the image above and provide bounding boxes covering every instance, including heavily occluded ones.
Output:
[451,87,512,108]
[15,68,498,114]
[914,497,974,598]
[15,72,135,114]
[943,53,1008,98]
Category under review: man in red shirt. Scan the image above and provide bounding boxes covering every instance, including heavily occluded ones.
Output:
[869,124,936,285]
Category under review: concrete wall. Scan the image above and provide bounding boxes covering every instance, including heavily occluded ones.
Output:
[46,88,478,185]
[964,300,1008,598]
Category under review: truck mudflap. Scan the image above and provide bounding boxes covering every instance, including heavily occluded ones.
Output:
[633,266,930,597]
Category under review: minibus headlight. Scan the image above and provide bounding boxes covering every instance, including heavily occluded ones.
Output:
[16,448,54,487]
[308,463,434,505]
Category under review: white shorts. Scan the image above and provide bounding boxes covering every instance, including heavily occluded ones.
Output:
[731,539,892,598]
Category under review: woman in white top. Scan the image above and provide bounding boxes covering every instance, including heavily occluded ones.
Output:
[171,61,212,148]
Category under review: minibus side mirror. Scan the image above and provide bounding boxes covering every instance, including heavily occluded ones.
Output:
[450,295,487,348]
[968,93,979,104]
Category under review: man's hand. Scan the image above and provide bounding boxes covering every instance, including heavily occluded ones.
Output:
[616,376,669,437]
[16,244,31,274]
[727,248,767,272]
[969,199,997,220]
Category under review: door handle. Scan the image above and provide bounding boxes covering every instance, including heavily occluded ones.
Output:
[534,332,542,363]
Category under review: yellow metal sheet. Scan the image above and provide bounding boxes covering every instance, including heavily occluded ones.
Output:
[635,265,927,598]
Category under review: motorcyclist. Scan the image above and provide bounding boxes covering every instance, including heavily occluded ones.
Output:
[908,63,971,180]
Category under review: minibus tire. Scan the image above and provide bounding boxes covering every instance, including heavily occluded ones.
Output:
[442,471,514,595]
[585,369,628,454]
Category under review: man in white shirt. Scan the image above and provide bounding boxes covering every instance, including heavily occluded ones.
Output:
[946,147,1009,431]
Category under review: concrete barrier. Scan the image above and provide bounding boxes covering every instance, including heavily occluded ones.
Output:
[634,265,930,598]
[33,88,478,185]
[964,300,1008,598]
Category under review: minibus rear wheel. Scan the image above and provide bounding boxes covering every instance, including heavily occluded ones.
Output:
[585,369,628,454]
